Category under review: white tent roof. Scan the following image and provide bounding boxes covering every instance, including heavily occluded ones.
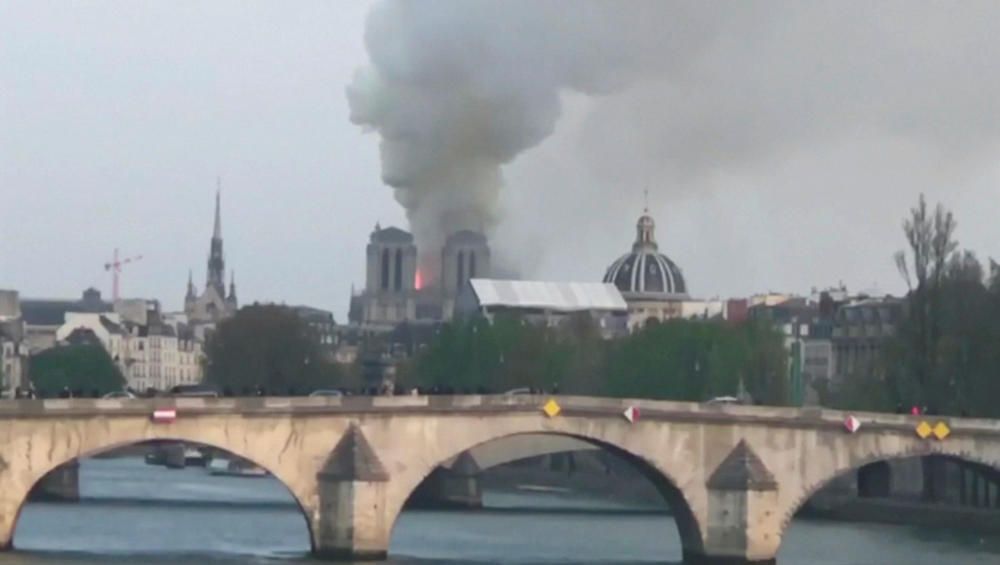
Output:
[468,279,627,312]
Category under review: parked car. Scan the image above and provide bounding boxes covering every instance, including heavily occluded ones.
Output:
[705,396,743,405]
[102,391,136,399]
[308,389,344,397]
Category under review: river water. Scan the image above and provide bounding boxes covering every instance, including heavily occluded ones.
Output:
[5,458,1000,564]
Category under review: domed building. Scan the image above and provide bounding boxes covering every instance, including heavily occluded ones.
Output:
[603,210,689,330]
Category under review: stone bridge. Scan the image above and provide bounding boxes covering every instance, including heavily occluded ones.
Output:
[1,395,998,564]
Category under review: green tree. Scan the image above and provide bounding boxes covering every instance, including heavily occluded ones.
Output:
[406,315,578,393]
[558,313,608,394]
[605,319,788,404]
[205,304,348,393]
[29,344,125,396]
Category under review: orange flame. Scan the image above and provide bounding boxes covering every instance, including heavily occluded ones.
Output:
[414,269,423,290]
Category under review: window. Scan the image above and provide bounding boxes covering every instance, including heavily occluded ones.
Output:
[394,248,403,291]
[457,252,465,289]
[381,248,390,290]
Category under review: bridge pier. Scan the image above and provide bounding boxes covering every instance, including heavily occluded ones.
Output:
[311,425,392,561]
[690,441,781,565]
[408,453,483,509]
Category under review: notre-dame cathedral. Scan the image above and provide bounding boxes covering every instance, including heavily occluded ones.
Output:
[348,225,490,330]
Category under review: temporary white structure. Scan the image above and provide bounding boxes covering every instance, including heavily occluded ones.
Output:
[465,279,627,313]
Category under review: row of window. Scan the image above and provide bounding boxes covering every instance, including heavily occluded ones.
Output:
[129,364,201,382]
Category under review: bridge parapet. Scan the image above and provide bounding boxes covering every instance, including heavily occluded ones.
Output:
[0,396,998,440]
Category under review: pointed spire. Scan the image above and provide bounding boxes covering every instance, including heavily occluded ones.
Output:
[228,270,237,303]
[213,177,222,240]
[643,188,649,213]
[206,180,226,295]
[186,269,196,299]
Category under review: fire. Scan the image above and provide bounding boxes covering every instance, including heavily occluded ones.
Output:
[414,269,423,290]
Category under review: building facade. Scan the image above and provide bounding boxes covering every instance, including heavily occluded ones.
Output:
[292,305,337,359]
[0,290,27,393]
[19,288,111,353]
[831,296,904,382]
[55,307,204,392]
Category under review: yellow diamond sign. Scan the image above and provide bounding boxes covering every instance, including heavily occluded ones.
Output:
[542,399,561,418]
[915,421,932,439]
[933,422,951,441]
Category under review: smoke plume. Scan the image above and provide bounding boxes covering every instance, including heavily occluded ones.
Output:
[347,0,706,271]
[350,1,1000,285]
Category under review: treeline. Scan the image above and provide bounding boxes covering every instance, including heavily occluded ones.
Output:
[398,314,790,404]
[205,304,357,394]
[28,344,125,397]
[825,195,1000,418]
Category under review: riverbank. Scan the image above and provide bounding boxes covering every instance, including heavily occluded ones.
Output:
[802,494,1000,534]
[483,454,1000,534]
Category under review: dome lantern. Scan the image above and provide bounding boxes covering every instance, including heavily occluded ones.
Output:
[603,209,687,298]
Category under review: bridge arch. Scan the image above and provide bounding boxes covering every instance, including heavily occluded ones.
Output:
[774,441,1000,550]
[384,429,705,560]
[0,426,318,553]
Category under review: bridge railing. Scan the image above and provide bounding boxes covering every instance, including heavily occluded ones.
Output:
[0,395,998,437]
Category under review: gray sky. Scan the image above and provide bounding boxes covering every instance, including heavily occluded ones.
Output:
[4,1,1000,320]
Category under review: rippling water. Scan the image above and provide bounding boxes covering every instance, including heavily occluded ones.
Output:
[5,458,1000,564]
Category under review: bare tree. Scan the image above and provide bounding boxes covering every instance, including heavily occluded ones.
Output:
[893,194,958,409]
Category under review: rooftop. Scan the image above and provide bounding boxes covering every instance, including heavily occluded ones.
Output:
[467,279,627,313]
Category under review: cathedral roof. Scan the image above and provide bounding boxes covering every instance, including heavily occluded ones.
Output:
[603,212,687,298]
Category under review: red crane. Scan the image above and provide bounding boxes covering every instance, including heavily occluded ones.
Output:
[104,248,143,302]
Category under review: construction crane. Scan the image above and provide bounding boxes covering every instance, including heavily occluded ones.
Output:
[104,248,143,302]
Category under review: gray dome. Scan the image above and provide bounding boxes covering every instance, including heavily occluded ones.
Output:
[603,214,687,296]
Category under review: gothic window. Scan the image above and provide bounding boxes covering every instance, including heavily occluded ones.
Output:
[394,249,403,291]
[457,252,465,290]
[381,248,390,290]
[469,252,477,279]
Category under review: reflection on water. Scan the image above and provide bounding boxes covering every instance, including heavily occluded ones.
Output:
[5,458,1000,564]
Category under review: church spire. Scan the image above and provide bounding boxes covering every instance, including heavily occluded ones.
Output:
[227,270,238,305]
[206,179,226,296]
[186,269,196,300]
[213,177,222,240]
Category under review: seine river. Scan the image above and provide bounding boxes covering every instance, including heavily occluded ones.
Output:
[5,458,1000,564]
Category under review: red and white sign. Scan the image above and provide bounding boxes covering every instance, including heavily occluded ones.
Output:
[152,409,177,423]
[623,406,640,424]
[844,415,861,434]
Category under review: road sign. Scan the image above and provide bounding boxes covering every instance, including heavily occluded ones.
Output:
[623,406,640,424]
[152,409,176,423]
[844,415,861,433]
[542,399,561,418]
[932,422,951,440]
[915,421,932,439]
